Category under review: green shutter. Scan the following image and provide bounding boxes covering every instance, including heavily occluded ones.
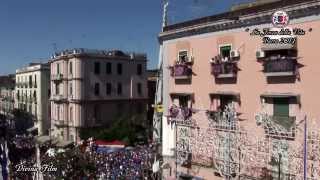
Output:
[273,98,289,117]
[220,45,231,58]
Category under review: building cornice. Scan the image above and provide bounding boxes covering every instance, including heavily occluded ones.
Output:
[159,0,320,42]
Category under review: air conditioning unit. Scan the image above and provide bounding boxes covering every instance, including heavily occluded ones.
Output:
[186,56,194,63]
[256,50,265,59]
[230,50,240,58]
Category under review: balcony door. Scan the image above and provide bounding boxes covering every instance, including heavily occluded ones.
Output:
[273,98,289,117]
[220,95,234,112]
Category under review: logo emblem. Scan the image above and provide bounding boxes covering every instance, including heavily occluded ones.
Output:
[272,11,289,28]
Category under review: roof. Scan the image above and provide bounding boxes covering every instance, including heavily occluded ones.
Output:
[159,0,320,41]
[163,0,315,32]
[50,48,147,62]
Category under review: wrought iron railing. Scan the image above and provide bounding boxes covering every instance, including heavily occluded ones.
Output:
[263,58,297,74]
[170,64,193,78]
[211,62,238,77]
[51,74,63,81]
[168,106,192,120]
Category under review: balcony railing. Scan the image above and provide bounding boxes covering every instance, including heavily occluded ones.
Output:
[51,74,63,81]
[211,62,238,78]
[269,115,296,132]
[207,111,238,130]
[54,120,68,128]
[263,58,297,77]
[169,106,192,119]
[257,114,296,137]
[170,64,192,79]
[51,95,66,102]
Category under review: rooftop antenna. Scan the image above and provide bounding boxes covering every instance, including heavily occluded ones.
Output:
[52,43,58,52]
[162,0,169,31]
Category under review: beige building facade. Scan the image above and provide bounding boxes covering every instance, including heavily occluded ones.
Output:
[15,63,50,135]
[49,49,148,143]
[159,0,320,179]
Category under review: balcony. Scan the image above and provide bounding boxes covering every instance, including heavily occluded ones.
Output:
[211,62,238,78]
[168,105,196,127]
[257,114,296,137]
[207,111,238,130]
[54,120,68,128]
[51,95,67,102]
[263,58,297,77]
[170,64,192,79]
[51,74,64,82]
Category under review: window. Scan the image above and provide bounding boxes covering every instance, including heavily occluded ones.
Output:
[137,83,142,95]
[273,98,289,117]
[57,105,60,121]
[94,83,100,96]
[178,50,188,63]
[57,63,60,74]
[117,63,122,75]
[55,84,60,95]
[70,107,73,125]
[219,45,232,59]
[33,91,37,101]
[29,75,32,88]
[117,83,122,95]
[137,64,142,75]
[106,83,112,95]
[69,83,73,96]
[106,62,112,74]
[69,61,73,74]
[94,62,100,74]
[178,96,189,108]
[34,75,37,88]
[35,106,37,118]
[220,95,234,111]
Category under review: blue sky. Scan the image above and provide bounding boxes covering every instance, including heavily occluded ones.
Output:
[0,0,252,75]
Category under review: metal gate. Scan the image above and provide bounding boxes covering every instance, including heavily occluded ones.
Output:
[173,103,320,180]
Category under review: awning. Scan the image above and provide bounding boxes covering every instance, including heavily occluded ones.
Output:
[36,135,51,144]
[261,92,300,103]
[261,43,296,51]
[210,91,240,99]
[27,126,38,133]
[170,92,194,97]
[260,92,300,98]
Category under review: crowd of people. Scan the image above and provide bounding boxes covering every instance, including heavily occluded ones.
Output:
[89,145,154,179]
[8,135,157,179]
[11,134,35,149]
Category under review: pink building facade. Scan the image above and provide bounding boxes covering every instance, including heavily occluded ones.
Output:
[159,0,320,179]
[49,49,148,143]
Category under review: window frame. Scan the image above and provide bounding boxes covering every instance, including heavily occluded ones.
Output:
[137,64,143,75]
[218,44,232,59]
[106,62,112,74]
[117,63,123,75]
[178,50,189,63]
[94,62,101,75]
[106,83,112,95]
[94,83,100,96]
[117,83,122,95]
